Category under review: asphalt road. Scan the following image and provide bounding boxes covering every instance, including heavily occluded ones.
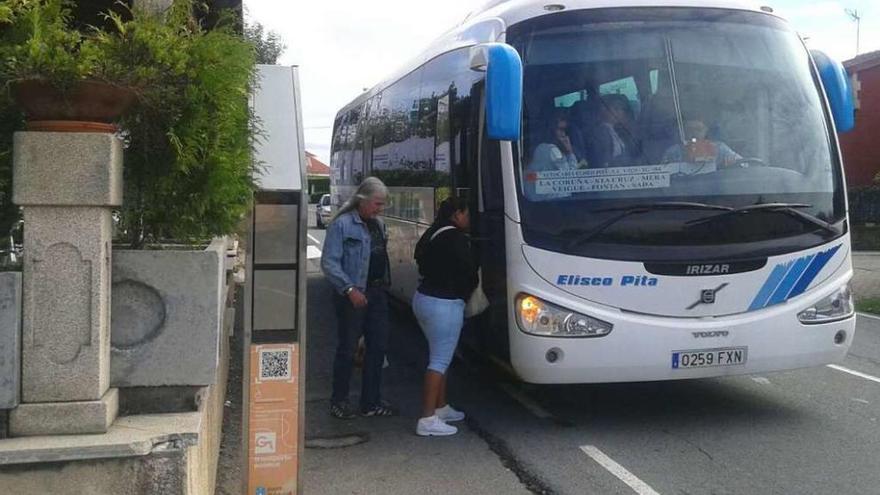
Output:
[448,314,880,495]
[306,208,880,495]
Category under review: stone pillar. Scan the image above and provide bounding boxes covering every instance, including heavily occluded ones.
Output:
[8,132,122,436]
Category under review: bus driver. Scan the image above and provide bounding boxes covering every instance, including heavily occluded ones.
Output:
[662,119,742,173]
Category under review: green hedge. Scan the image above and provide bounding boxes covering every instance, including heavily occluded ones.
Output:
[113,2,258,247]
[848,187,880,250]
[0,97,22,236]
[848,186,880,225]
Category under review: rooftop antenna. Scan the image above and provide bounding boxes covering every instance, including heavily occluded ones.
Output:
[845,8,861,56]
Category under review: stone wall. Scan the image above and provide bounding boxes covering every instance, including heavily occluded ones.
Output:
[0,273,21,411]
[111,238,226,388]
[0,289,233,494]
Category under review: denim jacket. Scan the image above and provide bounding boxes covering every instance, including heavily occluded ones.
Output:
[320,210,390,295]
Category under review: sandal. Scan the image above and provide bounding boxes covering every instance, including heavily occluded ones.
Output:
[329,401,356,419]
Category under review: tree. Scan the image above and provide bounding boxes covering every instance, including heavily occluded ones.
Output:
[244,21,285,64]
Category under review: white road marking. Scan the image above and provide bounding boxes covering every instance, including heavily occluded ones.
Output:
[751,377,771,385]
[827,364,880,384]
[580,445,661,495]
[308,234,322,246]
[857,312,880,321]
[307,245,322,260]
[852,398,870,405]
[498,383,553,419]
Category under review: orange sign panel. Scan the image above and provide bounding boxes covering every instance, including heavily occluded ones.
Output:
[247,344,300,495]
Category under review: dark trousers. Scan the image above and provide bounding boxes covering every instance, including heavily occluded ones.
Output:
[331,286,390,410]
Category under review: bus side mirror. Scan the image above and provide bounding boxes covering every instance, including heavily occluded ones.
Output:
[470,43,523,141]
[811,50,855,133]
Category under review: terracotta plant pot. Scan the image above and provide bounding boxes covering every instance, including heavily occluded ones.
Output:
[10,79,136,132]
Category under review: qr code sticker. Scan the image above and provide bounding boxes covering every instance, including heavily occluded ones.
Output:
[259,349,291,381]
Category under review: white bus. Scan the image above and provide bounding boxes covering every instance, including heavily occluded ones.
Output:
[329,0,857,383]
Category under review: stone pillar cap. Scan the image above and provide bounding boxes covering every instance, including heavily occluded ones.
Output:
[12,132,123,207]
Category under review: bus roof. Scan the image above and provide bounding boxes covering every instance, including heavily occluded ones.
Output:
[462,0,771,25]
[336,0,778,116]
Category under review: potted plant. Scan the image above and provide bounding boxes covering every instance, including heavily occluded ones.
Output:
[0,0,259,389]
[0,0,137,132]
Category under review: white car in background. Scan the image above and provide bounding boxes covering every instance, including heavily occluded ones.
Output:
[316,194,332,229]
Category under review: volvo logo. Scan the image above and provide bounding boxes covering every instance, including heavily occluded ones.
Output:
[686,283,729,310]
[692,331,730,338]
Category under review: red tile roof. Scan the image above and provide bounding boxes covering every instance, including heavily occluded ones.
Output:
[306,151,330,176]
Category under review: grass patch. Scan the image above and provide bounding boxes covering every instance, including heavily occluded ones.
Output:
[855,297,880,314]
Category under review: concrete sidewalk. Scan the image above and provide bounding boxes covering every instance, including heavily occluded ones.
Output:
[853,252,880,300]
[302,273,530,495]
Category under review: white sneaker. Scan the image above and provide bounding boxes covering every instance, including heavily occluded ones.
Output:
[435,404,466,422]
[416,415,457,436]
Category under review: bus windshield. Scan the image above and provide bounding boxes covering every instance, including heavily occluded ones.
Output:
[508,8,846,261]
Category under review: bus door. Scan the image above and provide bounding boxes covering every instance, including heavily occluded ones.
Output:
[471,83,511,360]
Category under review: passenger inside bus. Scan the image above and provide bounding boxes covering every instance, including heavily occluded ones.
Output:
[638,75,679,164]
[587,94,640,168]
[661,119,742,174]
[523,113,588,201]
[529,113,580,172]
[566,99,593,161]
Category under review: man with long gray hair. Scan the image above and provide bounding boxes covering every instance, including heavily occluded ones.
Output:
[320,177,396,418]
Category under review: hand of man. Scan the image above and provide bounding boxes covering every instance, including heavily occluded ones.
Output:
[348,288,368,309]
[559,135,573,155]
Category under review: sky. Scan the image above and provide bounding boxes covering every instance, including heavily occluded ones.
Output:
[245,0,880,165]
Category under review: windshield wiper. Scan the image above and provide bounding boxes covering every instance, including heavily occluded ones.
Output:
[685,203,842,235]
[565,201,734,250]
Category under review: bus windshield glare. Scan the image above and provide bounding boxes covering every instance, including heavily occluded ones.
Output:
[508,8,846,261]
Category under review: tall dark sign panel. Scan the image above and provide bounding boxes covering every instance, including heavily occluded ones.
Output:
[243,65,307,495]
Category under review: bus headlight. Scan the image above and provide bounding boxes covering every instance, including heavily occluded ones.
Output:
[516,294,612,337]
[797,284,854,324]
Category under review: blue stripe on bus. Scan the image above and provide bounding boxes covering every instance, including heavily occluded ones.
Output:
[788,245,841,298]
[766,254,815,307]
[748,244,843,312]
[749,261,793,311]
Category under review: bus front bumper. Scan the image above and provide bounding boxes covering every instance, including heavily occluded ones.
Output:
[508,309,856,384]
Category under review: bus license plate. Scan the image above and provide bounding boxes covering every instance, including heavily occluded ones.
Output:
[671,347,747,369]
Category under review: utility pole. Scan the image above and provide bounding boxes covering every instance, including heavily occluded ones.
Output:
[845,8,861,56]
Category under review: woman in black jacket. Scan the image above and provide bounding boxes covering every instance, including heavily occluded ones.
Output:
[412,197,479,436]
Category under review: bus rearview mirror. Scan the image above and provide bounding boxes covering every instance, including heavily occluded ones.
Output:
[471,43,523,141]
[811,50,855,133]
